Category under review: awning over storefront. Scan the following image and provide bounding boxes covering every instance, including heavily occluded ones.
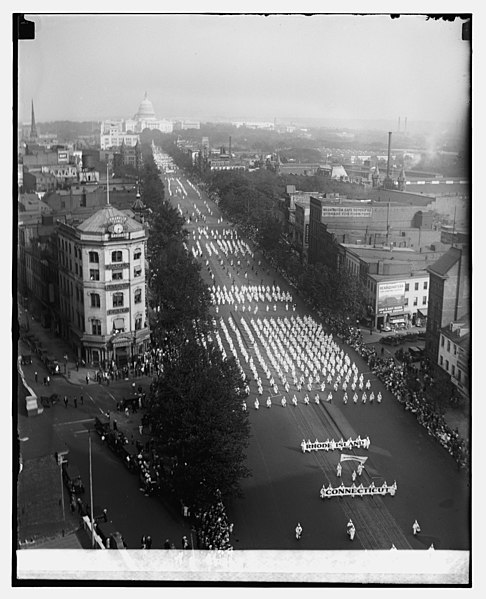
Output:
[417,308,428,317]
[111,334,132,347]
[388,314,406,322]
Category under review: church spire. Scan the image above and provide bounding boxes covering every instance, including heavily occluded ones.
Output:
[30,99,38,140]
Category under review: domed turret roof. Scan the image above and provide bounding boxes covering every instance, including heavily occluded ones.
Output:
[77,205,144,234]
[135,92,156,120]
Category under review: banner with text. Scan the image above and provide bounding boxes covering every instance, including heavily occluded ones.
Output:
[321,206,372,219]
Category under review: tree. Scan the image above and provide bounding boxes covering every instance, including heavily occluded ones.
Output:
[148,244,211,345]
[146,337,251,507]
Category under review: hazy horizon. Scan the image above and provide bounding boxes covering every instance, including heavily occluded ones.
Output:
[18,14,470,128]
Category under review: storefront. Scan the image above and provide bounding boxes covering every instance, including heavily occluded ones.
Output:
[415,308,428,327]
[111,333,133,366]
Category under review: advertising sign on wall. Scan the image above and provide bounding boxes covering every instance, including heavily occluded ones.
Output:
[321,206,372,219]
[377,281,405,314]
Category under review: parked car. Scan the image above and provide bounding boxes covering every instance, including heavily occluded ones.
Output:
[47,360,61,375]
[95,521,127,549]
[20,354,32,365]
[62,461,85,494]
[381,325,392,332]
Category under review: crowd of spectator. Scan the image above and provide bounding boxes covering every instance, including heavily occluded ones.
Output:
[194,493,234,550]
[332,317,470,472]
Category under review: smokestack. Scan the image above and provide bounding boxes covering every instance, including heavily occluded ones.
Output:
[229,136,232,159]
[386,131,392,178]
[405,117,408,132]
[398,116,401,132]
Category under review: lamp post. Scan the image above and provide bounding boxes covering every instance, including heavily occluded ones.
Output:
[75,425,95,548]
[58,455,67,521]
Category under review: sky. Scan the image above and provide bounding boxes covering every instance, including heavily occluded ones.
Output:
[16,12,472,127]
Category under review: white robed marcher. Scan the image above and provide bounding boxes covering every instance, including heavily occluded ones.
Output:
[266,397,272,408]
[347,519,356,541]
[295,523,303,540]
[254,398,259,410]
[412,520,421,535]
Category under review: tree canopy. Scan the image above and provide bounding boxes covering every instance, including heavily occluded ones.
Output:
[146,336,251,507]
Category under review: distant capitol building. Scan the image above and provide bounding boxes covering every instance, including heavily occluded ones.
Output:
[100,92,173,150]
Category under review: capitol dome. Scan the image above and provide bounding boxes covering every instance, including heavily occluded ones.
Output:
[135,92,156,120]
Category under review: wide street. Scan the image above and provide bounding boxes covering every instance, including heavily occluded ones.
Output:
[162,166,469,551]
[16,163,469,553]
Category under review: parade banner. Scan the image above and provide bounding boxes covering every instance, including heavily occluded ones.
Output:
[340,454,368,465]
[320,481,397,499]
[301,435,370,453]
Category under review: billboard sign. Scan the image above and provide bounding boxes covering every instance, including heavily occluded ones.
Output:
[321,206,372,219]
[377,281,405,315]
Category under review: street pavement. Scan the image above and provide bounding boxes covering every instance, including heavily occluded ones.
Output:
[164,170,470,551]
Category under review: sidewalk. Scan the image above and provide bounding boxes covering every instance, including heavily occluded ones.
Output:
[18,307,154,389]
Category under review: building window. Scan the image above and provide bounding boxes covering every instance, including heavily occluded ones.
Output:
[112,270,123,281]
[452,364,455,377]
[135,316,143,330]
[134,288,142,304]
[89,268,100,281]
[134,266,142,278]
[422,296,427,305]
[453,344,457,355]
[447,340,451,352]
[134,248,142,260]
[113,292,124,307]
[413,297,418,306]
[423,281,428,290]
[457,369,462,382]
[441,336,444,347]
[91,293,100,308]
[91,319,101,335]
[414,282,419,291]
[113,317,125,332]
[404,298,409,306]
[440,355,443,366]
[445,360,449,371]
[112,250,123,263]
[405,283,409,292]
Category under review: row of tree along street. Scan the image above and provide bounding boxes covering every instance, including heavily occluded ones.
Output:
[161,136,368,324]
[135,143,250,549]
[159,138,469,469]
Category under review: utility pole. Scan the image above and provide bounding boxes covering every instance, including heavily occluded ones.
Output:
[89,430,95,548]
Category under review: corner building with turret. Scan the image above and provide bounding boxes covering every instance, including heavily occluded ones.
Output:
[57,204,150,366]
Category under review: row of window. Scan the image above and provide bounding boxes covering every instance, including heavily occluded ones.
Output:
[90,289,143,308]
[404,296,427,307]
[91,316,144,335]
[405,281,428,292]
[89,266,142,281]
[439,355,463,382]
[441,335,458,355]
[89,249,142,263]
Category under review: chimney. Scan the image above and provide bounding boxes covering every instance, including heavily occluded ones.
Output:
[386,131,392,179]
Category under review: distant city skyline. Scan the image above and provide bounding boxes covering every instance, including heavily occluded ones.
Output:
[18,14,470,128]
